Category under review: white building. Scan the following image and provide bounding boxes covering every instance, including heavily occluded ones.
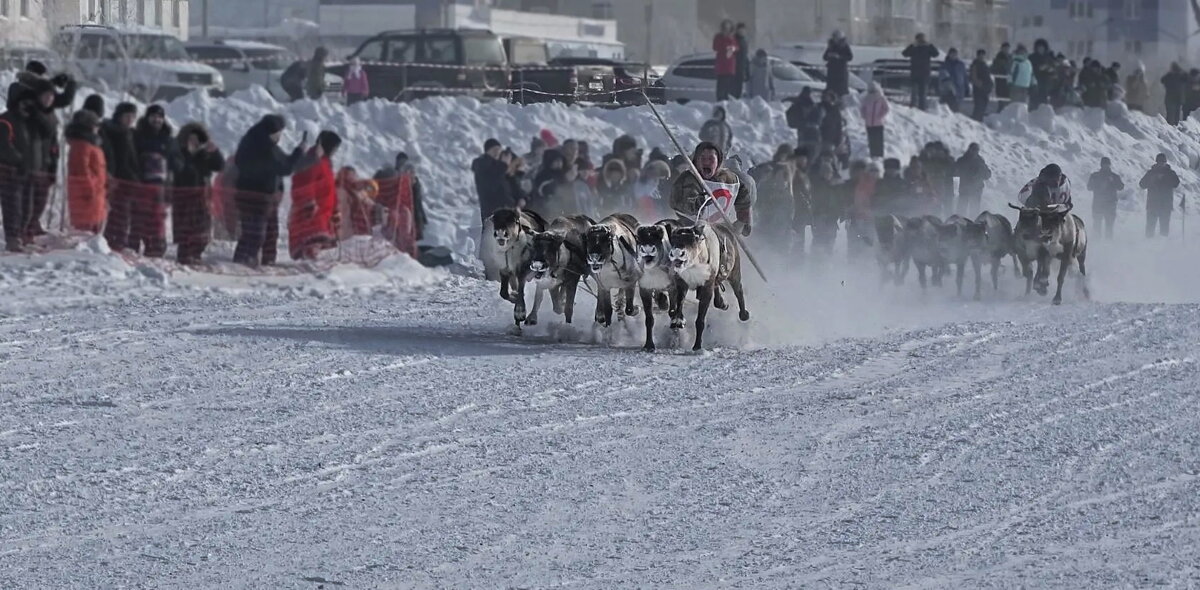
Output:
[49,0,191,39]
[0,0,50,47]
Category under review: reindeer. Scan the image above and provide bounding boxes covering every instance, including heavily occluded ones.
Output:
[975,211,1018,294]
[904,215,948,289]
[635,220,681,351]
[484,208,547,327]
[668,222,749,351]
[939,215,989,299]
[584,214,643,327]
[1009,203,1090,305]
[874,214,910,285]
[528,215,594,326]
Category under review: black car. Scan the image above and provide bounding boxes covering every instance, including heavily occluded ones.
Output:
[331,29,509,101]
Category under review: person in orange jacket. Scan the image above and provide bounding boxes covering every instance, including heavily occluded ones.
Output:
[336,166,379,237]
[65,110,107,233]
[288,130,340,260]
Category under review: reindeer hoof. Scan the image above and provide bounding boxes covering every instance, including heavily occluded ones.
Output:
[525,315,538,326]
[1052,296,1062,306]
[671,319,684,330]
[692,343,703,351]
[642,342,655,352]
[714,300,729,311]
[739,310,750,322]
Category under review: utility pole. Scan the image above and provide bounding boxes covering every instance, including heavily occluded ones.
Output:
[202,0,208,38]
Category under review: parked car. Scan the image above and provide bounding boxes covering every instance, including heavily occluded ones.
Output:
[0,45,59,72]
[185,39,341,99]
[328,28,509,101]
[661,53,825,103]
[55,24,224,101]
[869,58,942,100]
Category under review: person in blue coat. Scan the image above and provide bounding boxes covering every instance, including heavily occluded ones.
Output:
[938,48,968,112]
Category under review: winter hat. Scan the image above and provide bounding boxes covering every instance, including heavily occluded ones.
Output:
[259,114,287,134]
[25,60,48,76]
[1156,153,1168,164]
[793,146,812,160]
[114,102,138,120]
[692,141,723,165]
[642,159,671,179]
[670,154,688,169]
[82,94,105,118]
[317,130,342,156]
[539,128,560,148]
[484,138,501,152]
[1039,163,1062,180]
[395,151,409,167]
[883,157,902,170]
[647,147,669,164]
[145,104,166,117]
[71,109,100,128]
[529,136,546,151]
[612,134,637,156]
[1100,157,1111,167]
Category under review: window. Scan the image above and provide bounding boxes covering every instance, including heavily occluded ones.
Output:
[1125,0,1140,19]
[73,35,105,59]
[1125,39,1143,54]
[423,37,458,64]
[508,40,548,65]
[243,48,294,71]
[591,1,612,19]
[154,0,162,26]
[186,46,241,70]
[1086,1,1094,17]
[674,58,716,80]
[386,38,415,63]
[1033,15,1043,26]
[770,59,813,82]
[20,0,28,16]
[172,0,180,27]
[355,39,386,62]
[1,0,9,17]
[461,36,506,65]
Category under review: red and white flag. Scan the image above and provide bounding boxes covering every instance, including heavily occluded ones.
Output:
[698,180,739,222]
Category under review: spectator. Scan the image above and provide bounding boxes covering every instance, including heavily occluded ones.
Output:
[1161,63,1188,126]
[920,141,956,215]
[1125,63,1149,112]
[1139,153,1180,238]
[823,30,853,97]
[1079,59,1109,109]
[939,48,968,112]
[991,42,1013,101]
[1009,45,1034,104]
[342,57,370,105]
[1105,62,1122,100]
[699,106,734,156]
[970,49,994,121]
[807,149,843,255]
[64,110,107,235]
[232,114,306,266]
[596,158,631,215]
[859,81,890,159]
[0,86,37,251]
[749,144,797,241]
[953,142,991,216]
[576,140,596,173]
[786,87,823,155]
[336,166,379,237]
[172,122,225,265]
[130,104,178,258]
[8,62,76,241]
[101,102,140,252]
[280,59,307,102]
[1183,68,1200,122]
[288,131,340,260]
[503,151,530,213]
[472,138,513,222]
[523,135,547,180]
[306,46,328,100]
[903,156,935,216]
[605,134,642,176]
[818,90,846,163]
[874,157,909,216]
[82,93,104,120]
[1087,157,1124,239]
[373,152,428,246]
[790,149,813,256]
[747,49,775,101]
[634,159,671,220]
[902,33,940,110]
[1028,40,1058,110]
[734,23,750,99]
[529,149,567,218]
[713,20,740,101]
[848,160,880,259]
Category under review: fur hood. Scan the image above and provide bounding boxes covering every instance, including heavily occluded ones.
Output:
[176,122,209,149]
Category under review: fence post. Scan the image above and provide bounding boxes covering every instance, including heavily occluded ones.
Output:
[520,68,525,105]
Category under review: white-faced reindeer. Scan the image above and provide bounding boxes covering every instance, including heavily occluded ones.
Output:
[667,222,749,351]
[584,214,643,327]
[484,208,547,327]
[635,220,680,351]
[1009,203,1090,305]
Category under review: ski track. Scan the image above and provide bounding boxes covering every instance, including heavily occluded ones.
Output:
[1,267,1199,589]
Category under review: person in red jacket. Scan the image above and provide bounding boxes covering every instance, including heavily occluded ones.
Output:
[713,20,739,101]
[64,110,107,234]
[288,130,340,260]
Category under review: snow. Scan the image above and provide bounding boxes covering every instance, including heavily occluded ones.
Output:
[3,78,1200,586]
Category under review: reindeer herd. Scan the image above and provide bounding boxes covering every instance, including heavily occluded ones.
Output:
[484,208,749,351]
[871,203,1090,305]
[482,201,1090,352]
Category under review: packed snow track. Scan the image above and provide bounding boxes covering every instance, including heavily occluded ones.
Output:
[1,255,1198,588]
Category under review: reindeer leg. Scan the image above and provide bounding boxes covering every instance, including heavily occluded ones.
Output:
[640,288,656,351]
[564,277,579,324]
[624,287,640,317]
[525,283,543,326]
[955,260,965,297]
[655,290,670,311]
[595,288,612,326]
[513,275,528,326]
[731,277,750,321]
[713,284,729,310]
[991,255,1001,291]
[1035,252,1050,296]
[1022,257,1034,296]
[1078,251,1091,301]
[693,283,714,351]
[1052,254,1069,305]
[499,272,512,302]
[916,263,927,289]
[897,257,910,285]
[670,280,686,330]
[551,284,564,315]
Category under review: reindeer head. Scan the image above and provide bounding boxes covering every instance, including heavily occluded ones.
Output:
[585,225,616,273]
[1010,203,1071,243]
[668,223,709,271]
[490,208,525,250]
[529,232,566,280]
[636,224,671,268]
[963,219,988,249]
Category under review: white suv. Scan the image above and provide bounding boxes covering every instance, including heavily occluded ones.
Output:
[56,24,224,101]
[185,40,342,99]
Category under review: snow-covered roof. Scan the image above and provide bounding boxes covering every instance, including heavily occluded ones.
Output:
[61,23,180,38]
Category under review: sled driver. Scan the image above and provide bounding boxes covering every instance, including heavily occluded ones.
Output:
[669,141,755,236]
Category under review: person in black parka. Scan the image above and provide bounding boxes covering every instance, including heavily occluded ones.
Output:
[472,138,514,223]
[1139,153,1181,238]
[130,104,179,257]
[173,122,225,264]
[102,102,141,252]
[233,114,305,266]
[823,31,854,97]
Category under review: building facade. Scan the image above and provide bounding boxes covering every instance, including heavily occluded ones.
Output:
[48,0,191,39]
[0,0,50,47]
[1010,0,1200,72]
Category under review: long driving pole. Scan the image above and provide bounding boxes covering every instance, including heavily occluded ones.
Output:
[640,90,768,283]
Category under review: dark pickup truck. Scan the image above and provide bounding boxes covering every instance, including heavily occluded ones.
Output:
[504,38,650,105]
